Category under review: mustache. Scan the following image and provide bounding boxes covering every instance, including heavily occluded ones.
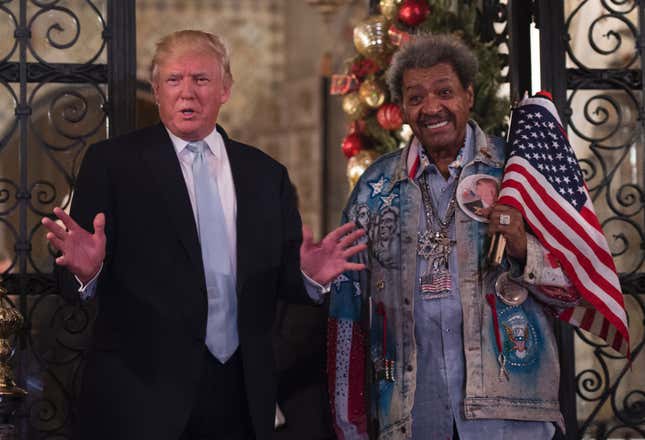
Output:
[417,112,452,125]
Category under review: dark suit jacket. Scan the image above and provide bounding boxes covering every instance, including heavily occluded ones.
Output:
[68,123,310,440]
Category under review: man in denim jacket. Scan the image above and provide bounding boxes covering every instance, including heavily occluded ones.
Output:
[328,34,580,440]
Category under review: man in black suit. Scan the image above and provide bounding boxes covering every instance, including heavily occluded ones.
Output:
[42,30,365,440]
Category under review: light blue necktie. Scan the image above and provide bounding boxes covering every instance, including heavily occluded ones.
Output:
[187,141,238,363]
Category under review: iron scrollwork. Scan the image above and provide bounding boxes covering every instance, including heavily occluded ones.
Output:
[0,0,112,438]
[559,0,645,438]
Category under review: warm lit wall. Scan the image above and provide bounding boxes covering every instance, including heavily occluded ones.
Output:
[135,0,367,237]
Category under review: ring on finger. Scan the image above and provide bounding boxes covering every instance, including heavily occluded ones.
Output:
[499,214,511,225]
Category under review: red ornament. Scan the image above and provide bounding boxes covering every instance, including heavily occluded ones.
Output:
[377,103,403,131]
[388,25,411,47]
[342,133,364,158]
[350,58,380,80]
[398,0,430,27]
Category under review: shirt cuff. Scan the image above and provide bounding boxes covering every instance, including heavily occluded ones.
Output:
[75,263,103,301]
[508,234,542,284]
[514,235,571,288]
[301,270,330,304]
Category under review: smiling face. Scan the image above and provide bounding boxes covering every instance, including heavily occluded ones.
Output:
[401,63,473,157]
[152,46,231,141]
[475,178,498,207]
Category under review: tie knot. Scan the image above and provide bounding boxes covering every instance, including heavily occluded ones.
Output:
[186,140,208,155]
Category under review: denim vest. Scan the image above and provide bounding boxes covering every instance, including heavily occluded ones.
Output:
[328,121,565,440]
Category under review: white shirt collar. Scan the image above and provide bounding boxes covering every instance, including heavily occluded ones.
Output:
[165,126,225,158]
[406,123,474,179]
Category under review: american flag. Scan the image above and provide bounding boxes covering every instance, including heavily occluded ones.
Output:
[420,272,452,295]
[497,93,630,356]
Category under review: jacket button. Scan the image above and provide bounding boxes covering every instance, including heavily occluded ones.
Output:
[404,298,410,305]
[528,272,535,279]
[400,426,406,433]
[406,364,413,372]
[376,280,385,290]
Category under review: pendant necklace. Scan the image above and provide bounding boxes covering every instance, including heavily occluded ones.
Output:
[417,171,460,299]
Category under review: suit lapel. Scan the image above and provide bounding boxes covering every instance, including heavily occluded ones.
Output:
[140,124,203,274]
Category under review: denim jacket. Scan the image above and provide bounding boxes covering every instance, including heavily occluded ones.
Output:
[328,121,568,440]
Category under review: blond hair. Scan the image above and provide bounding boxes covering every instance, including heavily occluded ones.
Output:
[150,30,233,89]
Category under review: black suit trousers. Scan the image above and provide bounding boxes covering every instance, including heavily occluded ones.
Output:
[180,348,254,440]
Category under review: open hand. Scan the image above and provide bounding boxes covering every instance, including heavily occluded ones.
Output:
[42,207,106,284]
[300,222,367,286]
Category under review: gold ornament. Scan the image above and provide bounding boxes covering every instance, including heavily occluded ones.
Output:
[353,16,390,59]
[359,78,387,108]
[342,92,368,120]
[379,0,402,21]
[347,149,379,190]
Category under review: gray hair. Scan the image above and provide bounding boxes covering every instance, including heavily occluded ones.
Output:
[150,30,233,89]
[386,33,478,103]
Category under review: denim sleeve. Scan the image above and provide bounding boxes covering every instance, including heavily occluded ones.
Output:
[328,194,370,440]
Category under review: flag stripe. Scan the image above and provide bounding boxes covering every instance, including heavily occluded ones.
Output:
[499,163,623,303]
[329,319,368,439]
[498,97,630,357]
[499,180,622,308]
[500,185,628,340]
[600,318,610,341]
[498,181,627,326]
[502,162,616,270]
[581,308,596,330]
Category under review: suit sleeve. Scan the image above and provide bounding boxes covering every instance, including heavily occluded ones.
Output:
[327,195,369,440]
[57,143,114,302]
[275,165,311,304]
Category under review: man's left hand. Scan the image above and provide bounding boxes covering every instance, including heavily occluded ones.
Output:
[300,222,367,286]
[487,205,527,264]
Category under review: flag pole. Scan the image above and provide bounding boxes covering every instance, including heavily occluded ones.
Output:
[488,96,521,266]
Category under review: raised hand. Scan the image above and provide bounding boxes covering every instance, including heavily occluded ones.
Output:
[42,207,106,284]
[300,222,367,286]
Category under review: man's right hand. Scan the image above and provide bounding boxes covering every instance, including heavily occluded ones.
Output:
[42,207,106,284]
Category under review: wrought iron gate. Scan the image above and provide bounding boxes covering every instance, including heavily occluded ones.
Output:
[528,0,645,438]
[0,0,134,437]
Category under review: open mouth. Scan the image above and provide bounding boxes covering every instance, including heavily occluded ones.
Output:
[425,120,449,129]
[180,109,196,117]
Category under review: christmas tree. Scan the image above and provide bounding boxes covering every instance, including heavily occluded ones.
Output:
[332,0,509,186]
